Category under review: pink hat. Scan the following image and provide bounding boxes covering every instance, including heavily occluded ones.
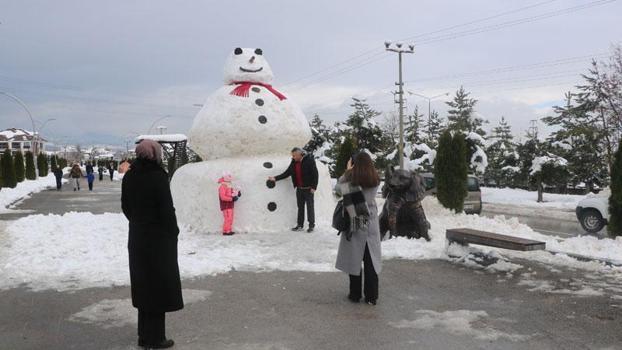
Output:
[218,174,233,183]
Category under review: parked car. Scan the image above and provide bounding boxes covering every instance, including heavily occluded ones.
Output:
[576,189,609,233]
[420,173,482,214]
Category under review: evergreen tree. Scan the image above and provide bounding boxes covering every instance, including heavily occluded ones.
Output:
[304,114,331,153]
[543,91,608,191]
[2,150,17,188]
[608,141,622,237]
[485,117,519,186]
[50,155,58,171]
[25,151,36,180]
[422,110,444,149]
[345,98,384,153]
[333,135,357,178]
[14,151,25,183]
[434,131,468,212]
[37,153,45,177]
[446,86,486,135]
[404,105,425,145]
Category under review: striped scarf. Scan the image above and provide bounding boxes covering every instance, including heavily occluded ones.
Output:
[339,181,370,234]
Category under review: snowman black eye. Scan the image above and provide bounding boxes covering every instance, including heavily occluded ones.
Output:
[254,48,263,55]
[234,48,243,55]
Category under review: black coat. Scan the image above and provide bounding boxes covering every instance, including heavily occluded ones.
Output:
[275,155,319,189]
[121,158,183,313]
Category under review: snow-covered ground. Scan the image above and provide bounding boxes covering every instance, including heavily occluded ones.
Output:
[0,174,63,213]
[481,187,586,211]
[1,197,621,292]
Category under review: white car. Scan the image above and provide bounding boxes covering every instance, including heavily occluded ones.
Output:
[576,189,609,233]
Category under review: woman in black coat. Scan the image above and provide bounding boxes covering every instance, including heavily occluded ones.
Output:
[121,139,182,349]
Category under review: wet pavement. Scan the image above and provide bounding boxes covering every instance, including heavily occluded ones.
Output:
[1,179,621,349]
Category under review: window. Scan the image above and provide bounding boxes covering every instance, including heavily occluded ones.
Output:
[23,141,31,148]
[11,142,21,149]
[467,177,480,192]
[0,142,7,149]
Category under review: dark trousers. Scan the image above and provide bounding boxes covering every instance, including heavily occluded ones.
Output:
[137,310,165,344]
[88,181,94,191]
[109,171,114,181]
[55,177,62,190]
[296,188,315,227]
[349,244,378,302]
[99,172,103,181]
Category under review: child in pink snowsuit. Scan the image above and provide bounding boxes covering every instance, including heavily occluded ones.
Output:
[218,175,241,236]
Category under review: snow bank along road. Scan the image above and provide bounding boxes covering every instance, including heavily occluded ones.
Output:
[481,187,590,237]
[1,177,622,348]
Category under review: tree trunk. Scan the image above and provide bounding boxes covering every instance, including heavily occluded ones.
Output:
[537,178,544,203]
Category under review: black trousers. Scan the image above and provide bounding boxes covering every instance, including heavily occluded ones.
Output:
[99,172,103,181]
[88,181,93,191]
[296,188,315,227]
[137,310,165,344]
[109,171,114,181]
[55,177,62,190]
[349,244,378,302]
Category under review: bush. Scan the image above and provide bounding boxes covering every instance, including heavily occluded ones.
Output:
[434,130,468,212]
[37,153,49,177]
[14,151,25,183]
[25,151,36,180]
[2,150,17,188]
[608,142,622,237]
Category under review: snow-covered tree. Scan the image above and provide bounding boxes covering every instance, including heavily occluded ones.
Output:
[345,98,384,154]
[404,105,425,145]
[422,110,444,149]
[446,86,486,136]
[304,114,331,154]
[485,117,519,186]
[530,153,569,202]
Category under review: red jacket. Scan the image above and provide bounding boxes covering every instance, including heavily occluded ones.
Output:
[219,185,237,210]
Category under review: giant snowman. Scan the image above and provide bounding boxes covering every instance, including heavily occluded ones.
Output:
[171,47,334,233]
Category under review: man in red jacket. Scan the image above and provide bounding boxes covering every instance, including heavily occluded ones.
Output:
[269,147,319,232]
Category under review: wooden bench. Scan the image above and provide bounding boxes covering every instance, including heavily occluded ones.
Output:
[446,228,546,251]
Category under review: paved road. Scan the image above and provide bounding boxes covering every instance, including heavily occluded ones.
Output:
[1,179,621,349]
[481,202,594,238]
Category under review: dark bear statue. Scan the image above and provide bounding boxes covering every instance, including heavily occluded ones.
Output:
[379,167,431,241]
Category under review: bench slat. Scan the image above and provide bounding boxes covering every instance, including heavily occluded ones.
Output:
[446,228,546,251]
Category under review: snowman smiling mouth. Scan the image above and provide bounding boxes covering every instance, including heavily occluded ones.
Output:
[239,67,264,73]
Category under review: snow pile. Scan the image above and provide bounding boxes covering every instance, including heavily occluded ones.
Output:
[481,187,586,210]
[135,134,187,143]
[470,145,488,173]
[0,174,61,212]
[389,310,530,341]
[2,196,621,292]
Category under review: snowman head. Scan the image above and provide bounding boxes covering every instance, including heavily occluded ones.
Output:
[223,47,274,85]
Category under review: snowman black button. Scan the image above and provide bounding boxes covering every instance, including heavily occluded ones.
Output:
[255,98,264,106]
[258,115,267,124]
[266,180,276,188]
[263,162,273,169]
[267,202,277,211]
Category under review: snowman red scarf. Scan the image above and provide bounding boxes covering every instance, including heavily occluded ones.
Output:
[230,81,287,101]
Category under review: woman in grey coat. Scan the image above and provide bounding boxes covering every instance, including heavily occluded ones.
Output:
[335,152,382,305]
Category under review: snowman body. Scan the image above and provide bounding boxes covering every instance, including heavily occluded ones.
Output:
[171,48,334,233]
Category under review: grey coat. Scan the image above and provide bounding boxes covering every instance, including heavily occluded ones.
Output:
[335,178,382,276]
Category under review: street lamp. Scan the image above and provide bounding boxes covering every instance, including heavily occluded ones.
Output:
[0,91,37,153]
[385,41,415,170]
[147,115,171,134]
[407,91,449,140]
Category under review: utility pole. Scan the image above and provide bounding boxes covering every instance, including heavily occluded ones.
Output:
[385,41,414,170]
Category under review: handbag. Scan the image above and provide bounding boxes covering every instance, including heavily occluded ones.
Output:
[332,199,350,233]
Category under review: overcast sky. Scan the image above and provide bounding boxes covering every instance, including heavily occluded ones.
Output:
[1,0,621,146]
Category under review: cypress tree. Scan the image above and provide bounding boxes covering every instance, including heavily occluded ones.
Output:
[50,155,58,171]
[434,131,468,212]
[2,150,17,188]
[25,151,36,180]
[608,142,622,237]
[14,151,25,183]
[333,135,357,178]
[37,153,48,177]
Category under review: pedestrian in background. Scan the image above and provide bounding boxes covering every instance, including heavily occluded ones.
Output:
[122,139,182,349]
[335,152,382,306]
[70,164,82,191]
[98,164,104,181]
[108,161,115,181]
[53,166,63,191]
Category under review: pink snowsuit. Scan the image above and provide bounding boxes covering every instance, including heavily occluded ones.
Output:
[219,182,238,233]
